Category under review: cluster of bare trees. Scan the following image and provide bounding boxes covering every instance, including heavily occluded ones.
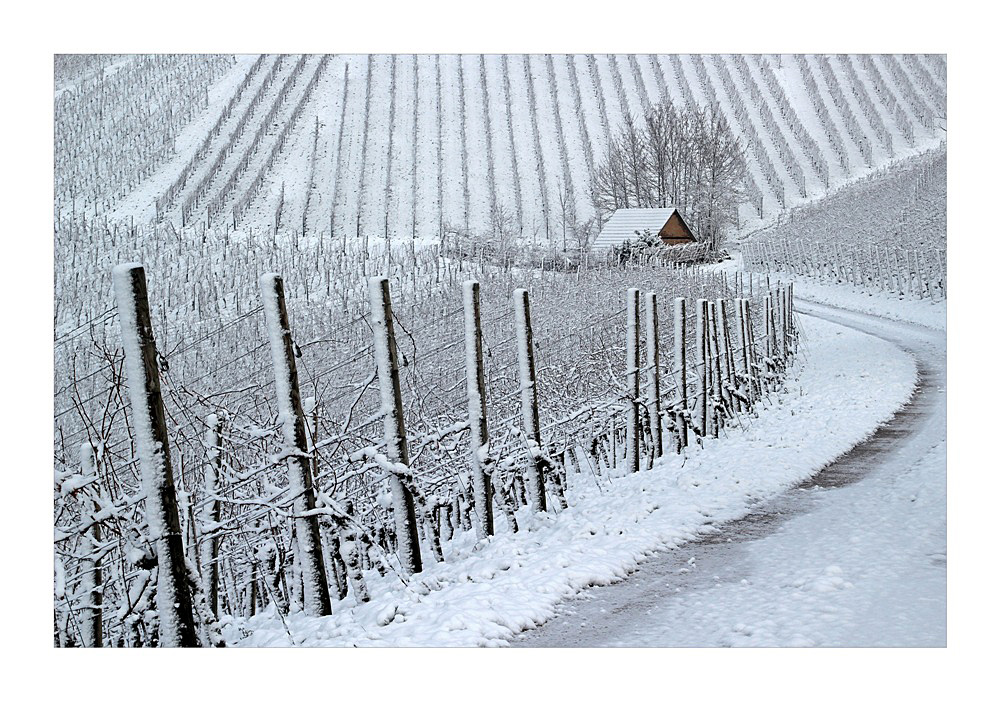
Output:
[591,100,748,250]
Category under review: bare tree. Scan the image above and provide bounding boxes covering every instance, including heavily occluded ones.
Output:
[591,101,747,249]
[571,216,598,251]
[556,179,577,253]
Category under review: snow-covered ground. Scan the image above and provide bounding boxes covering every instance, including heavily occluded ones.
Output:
[711,252,946,331]
[228,306,920,646]
[790,277,944,330]
[516,301,945,646]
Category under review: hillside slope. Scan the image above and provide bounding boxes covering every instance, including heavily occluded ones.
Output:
[55,54,946,242]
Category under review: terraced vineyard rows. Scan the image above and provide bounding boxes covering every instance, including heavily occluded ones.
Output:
[60,54,945,242]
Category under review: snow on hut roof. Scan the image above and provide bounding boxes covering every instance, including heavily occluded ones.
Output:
[591,207,679,251]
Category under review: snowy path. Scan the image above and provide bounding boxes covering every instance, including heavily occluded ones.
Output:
[514,301,946,647]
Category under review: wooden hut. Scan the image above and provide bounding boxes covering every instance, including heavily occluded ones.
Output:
[590,207,696,252]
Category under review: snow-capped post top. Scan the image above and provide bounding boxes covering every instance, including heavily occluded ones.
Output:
[258,271,280,291]
[79,441,96,477]
[368,275,389,297]
[112,261,144,280]
[259,273,299,448]
[112,263,146,341]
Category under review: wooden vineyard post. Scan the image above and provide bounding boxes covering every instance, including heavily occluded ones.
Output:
[734,298,749,410]
[199,414,223,617]
[880,245,891,293]
[513,288,547,512]
[78,442,103,647]
[367,277,424,574]
[915,250,926,299]
[778,287,788,363]
[462,280,494,538]
[918,250,929,300]
[673,298,688,451]
[249,563,258,617]
[708,301,724,438]
[741,297,758,404]
[717,298,735,413]
[112,263,199,646]
[905,249,914,297]
[625,288,641,472]
[769,291,780,372]
[695,299,709,438]
[889,247,899,294]
[764,293,774,387]
[644,291,663,459]
[787,282,796,352]
[937,248,946,297]
[259,273,333,614]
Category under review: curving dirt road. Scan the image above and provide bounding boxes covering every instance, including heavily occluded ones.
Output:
[513,301,946,647]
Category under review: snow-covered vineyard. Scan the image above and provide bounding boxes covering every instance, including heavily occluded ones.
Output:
[52,53,947,648]
[55,54,945,240]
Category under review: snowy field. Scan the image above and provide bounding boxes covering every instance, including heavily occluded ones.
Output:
[50,52,948,652]
[231,311,918,646]
[782,276,944,330]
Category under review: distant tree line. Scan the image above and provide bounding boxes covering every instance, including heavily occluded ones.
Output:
[591,101,748,250]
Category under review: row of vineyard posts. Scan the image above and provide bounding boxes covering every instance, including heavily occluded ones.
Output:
[76,262,797,646]
[743,238,946,301]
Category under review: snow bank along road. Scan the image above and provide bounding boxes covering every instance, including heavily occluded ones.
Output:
[237,302,932,647]
[515,301,945,647]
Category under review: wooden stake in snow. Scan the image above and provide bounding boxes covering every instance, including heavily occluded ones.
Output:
[734,297,750,408]
[625,288,641,472]
[764,293,774,385]
[717,298,735,413]
[462,280,494,538]
[259,273,333,615]
[78,442,102,647]
[767,292,779,378]
[113,263,199,646]
[781,286,790,362]
[742,297,760,401]
[368,277,424,574]
[695,299,709,438]
[787,282,796,352]
[708,301,723,439]
[644,291,662,459]
[199,414,223,617]
[513,288,547,512]
[673,298,688,451]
